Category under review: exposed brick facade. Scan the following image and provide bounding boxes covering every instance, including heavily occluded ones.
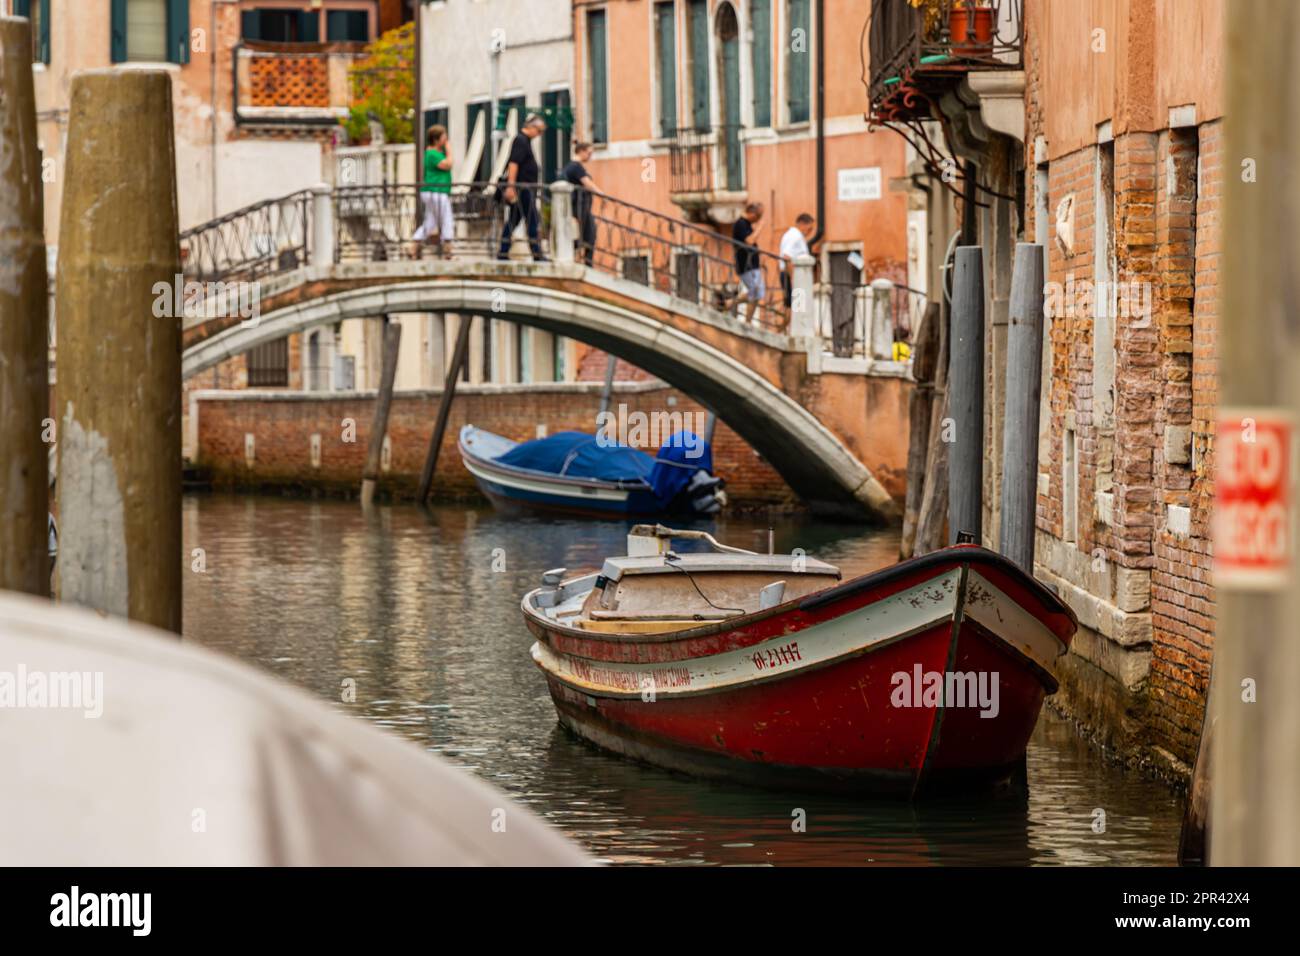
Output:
[192,383,799,509]
[1021,4,1221,771]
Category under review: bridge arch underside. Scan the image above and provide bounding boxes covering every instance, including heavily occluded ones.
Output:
[183,280,898,521]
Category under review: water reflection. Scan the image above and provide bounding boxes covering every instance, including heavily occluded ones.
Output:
[182,494,1183,866]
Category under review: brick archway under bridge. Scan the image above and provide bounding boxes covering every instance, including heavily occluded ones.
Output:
[182,261,911,520]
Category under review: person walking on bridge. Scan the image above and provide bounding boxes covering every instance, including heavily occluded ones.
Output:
[562,142,600,266]
[412,124,454,259]
[497,114,548,262]
[779,213,816,308]
[729,203,765,324]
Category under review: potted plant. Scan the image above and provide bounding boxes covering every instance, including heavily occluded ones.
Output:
[949,1,996,55]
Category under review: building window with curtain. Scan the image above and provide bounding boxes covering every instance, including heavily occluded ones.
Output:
[654,2,677,139]
[111,0,190,64]
[14,0,50,64]
[785,0,810,124]
[586,9,608,144]
[751,0,772,127]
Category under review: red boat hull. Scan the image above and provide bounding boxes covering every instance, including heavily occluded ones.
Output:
[526,547,1076,795]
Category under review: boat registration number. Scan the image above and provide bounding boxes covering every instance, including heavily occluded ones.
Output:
[751,641,802,671]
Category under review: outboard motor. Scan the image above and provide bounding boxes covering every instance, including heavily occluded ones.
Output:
[648,430,726,515]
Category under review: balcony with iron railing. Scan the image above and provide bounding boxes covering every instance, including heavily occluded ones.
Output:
[234,41,367,128]
[867,0,1023,126]
[667,125,748,225]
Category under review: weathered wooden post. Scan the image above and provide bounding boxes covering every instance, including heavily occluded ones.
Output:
[900,303,940,558]
[998,243,1045,572]
[598,354,617,416]
[56,70,181,632]
[0,17,50,597]
[360,318,403,507]
[913,303,951,555]
[948,246,985,545]
[1209,0,1300,866]
[416,314,473,502]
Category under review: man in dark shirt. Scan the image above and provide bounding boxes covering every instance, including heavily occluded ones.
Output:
[730,203,765,323]
[562,142,600,265]
[497,114,547,261]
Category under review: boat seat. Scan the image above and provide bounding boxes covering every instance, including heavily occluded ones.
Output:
[759,580,787,609]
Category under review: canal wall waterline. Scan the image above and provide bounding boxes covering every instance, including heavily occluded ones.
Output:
[189,381,807,508]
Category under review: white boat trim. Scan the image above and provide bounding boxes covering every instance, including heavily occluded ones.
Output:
[462,455,632,503]
[530,569,964,699]
[963,569,1067,674]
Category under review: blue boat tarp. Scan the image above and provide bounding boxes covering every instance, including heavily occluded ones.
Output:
[648,431,713,505]
[496,431,655,484]
[492,430,712,506]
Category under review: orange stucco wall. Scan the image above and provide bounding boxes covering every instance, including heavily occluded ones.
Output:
[1031,0,1224,161]
[572,0,909,281]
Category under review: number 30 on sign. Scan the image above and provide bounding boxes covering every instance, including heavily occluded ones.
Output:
[1214,411,1295,589]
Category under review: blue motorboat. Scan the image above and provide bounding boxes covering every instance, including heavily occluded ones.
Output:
[458,425,726,518]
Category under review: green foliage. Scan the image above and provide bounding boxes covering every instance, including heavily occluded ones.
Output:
[341,22,414,145]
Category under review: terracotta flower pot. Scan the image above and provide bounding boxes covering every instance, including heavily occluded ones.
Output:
[950,6,995,56]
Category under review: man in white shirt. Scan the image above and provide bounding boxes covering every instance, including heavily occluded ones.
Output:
[779,213,816,307]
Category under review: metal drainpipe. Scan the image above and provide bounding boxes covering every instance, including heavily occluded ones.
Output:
[808,0,826,251]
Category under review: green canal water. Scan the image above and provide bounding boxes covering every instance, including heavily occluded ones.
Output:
[181,494,1186,866]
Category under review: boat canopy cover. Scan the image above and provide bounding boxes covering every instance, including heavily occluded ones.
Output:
[496,431,655,483]
[494,430,713,505]
[648,431,713,505]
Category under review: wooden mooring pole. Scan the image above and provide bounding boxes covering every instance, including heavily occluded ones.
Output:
[998,244,1045,573]
[55,69,181,632]
[900,303,940,558]
[0,17,50,597]
[360,318,403,507]
[1208,0,1300,866]
[948,246,985,545]
[417,315,473,502]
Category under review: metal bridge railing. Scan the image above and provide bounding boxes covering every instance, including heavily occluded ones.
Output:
[180,190,312,284]
[178,181,792,333]
[821,280,926,359]
[588,190,789,332]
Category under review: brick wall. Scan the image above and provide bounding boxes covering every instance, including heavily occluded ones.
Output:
[192,382,800,508]
[1024,126,1220,770]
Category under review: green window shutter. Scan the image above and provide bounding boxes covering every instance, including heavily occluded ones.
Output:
[13,0,30,18]
[655,2,677,138]
[787,0,810,123]
[110,0,127,63]
[298,10,320,43]
[241,10,261,41]
[168,0,190,64]
[751,0,771,127]
[689,0,709,131]
[587,10,608,144]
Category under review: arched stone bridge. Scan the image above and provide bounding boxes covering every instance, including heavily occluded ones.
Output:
[179,184,915,520]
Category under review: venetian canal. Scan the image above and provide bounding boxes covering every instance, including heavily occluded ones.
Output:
[182,494,1185,866]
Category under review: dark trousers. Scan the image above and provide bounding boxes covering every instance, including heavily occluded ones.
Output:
[780,270,793,308]
[498,186,543,258]
[577,211,596,266]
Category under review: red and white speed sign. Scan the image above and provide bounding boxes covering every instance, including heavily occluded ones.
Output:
[1215,410,1295,589]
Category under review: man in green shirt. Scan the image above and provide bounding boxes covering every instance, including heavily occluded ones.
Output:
[413,125,454,258]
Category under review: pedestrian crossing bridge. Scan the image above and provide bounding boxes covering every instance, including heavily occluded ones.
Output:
[179,183,916,519]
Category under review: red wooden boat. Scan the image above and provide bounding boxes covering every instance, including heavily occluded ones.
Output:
[522,525,1077,795]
